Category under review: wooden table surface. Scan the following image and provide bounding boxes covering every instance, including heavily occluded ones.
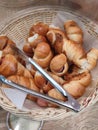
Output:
[0,0,98,130]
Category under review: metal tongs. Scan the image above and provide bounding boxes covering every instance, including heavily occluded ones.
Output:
[0,44,80,112]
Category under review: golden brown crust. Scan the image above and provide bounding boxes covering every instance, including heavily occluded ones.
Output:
[64,20,83,44]
[65,71,91,87]
[23,43,33,57]
[28,34,47,48]
[47,28,67,54]
[34,70,65,94]
[29,22,49,36]
[0,35,15,56]
[16,62,32,78]
[48,88,66,101]
[0,54,32,78]
[48,71,91,99]
[23,34,47,57]
[50,53,68,76]
[34,71,46,89]
[63,81,86,99]
[0,54,18,77]
[0,35,8,50]
[63,39,86,65]
[33,42,53,68]
[48,72,65,85]
[34,71,53,93]
[8,75,39,92]
[85,48,98,71]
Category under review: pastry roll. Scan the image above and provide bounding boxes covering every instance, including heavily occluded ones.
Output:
[34,71,65,93]
[50,53,68,76]
[47,28,67,54]
[33,42,53,68]
[28,34,47,48]
[23,43,34,57]
[64,20,83,45]
[48,71,91,99]
[0,35,15,55]
[34,71,53,93]
[29,22,49,36]
[23,34,47,57]
[0,54,32,78]
[84,48,98,71]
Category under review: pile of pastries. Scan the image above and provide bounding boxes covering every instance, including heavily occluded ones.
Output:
[0,20,98,107]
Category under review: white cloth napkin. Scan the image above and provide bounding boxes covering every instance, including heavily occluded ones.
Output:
[2,88,27,109]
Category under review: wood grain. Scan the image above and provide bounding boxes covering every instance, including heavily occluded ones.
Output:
[42,102,98,130]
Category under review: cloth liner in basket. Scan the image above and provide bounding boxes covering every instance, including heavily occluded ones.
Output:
[0,6,98,121]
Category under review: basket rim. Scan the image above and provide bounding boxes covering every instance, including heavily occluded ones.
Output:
[0,5,98,38]
[0,5,97,34]
[0,5,70,31]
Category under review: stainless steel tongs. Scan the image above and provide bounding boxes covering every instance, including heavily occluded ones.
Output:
[0,44,80,112]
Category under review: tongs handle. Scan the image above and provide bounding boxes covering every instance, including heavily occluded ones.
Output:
[10,45,80,112]
[0,75,79,112]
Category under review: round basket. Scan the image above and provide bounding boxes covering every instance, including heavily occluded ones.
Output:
[0,6,98,121]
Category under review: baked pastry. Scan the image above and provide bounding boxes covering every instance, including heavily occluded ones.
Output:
[29,22,49,36]
[47,28,67,54]
[0,35,15,56]
[84,48,98,71]
[63,72,91,98]
[23,34,47,57]
[50,53,68,76]
[64,20,83,45]
[33,42,53,68]
[0,53,17,77]
[0,35,8,50]
[48,71,65,85]
[64,64,80,81]
[48,71,91,100]
[0,54,32,78]
[34,71,53,93]
[34,71,46,89]
[63,39,86,66]
[28,34,47,48]
[48,89,66,101]
[23,43,34,57]
[34,71,65,93]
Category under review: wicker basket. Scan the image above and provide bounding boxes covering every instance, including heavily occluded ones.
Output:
[0,6,98,121]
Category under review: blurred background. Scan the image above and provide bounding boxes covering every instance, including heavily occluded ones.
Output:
[0,0,98,22]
